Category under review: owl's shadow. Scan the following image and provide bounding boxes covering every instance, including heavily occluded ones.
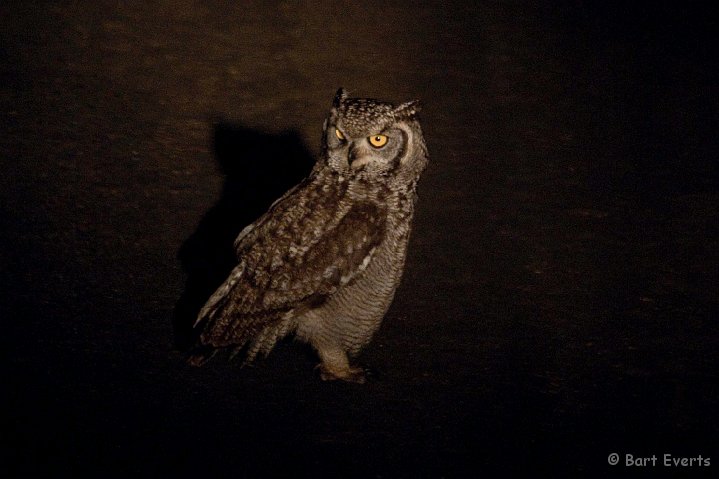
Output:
[173,121,315,350]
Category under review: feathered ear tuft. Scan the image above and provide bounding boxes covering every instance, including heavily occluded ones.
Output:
[393,100,421,119]
[333,88,348,108]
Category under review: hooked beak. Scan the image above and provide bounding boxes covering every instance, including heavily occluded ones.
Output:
[348,144,371,169]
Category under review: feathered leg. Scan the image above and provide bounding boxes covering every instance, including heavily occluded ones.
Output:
[315,345,367,384]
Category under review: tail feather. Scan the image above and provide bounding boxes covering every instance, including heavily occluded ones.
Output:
[192,314,294,365]
[194,263,246,328]
[243,319,293,364]
[191,258,295,364]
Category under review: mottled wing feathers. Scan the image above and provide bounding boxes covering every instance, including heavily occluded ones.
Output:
[195,195,387,354]
[231,179,306,256]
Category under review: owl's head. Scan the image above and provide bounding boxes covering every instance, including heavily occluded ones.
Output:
[321,88,427,183]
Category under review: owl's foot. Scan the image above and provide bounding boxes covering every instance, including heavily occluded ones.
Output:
[317,363,367,384]
[314,346,370,384]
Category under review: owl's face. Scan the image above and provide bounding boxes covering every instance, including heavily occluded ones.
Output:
[321,89,425,180]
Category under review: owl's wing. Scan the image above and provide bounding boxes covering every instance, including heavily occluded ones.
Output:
[232,180,305,256]
[195,200,387,352]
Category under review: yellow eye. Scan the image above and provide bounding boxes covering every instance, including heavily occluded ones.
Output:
[368,134,388,148]
[335,128,345,140]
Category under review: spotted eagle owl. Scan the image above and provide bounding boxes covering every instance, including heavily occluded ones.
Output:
[189,88,428,383]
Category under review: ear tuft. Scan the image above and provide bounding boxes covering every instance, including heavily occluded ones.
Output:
[393,100,421,118]
[333,88,348,108]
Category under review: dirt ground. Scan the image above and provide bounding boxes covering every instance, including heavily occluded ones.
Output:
[2,1,717,477]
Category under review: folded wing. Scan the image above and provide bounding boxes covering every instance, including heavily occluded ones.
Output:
[194,199,387,355]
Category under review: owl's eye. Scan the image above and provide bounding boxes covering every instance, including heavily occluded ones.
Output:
[368,134,388,148]
[335,128,345,141]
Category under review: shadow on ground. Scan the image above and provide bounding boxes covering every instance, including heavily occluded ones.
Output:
[173,123,314,350]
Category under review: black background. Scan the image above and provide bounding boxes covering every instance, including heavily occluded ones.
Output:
[2,1,717,477]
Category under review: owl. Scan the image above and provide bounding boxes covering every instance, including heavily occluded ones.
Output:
[189,88,428,383]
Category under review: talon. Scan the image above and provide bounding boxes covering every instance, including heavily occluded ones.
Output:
[317,364,367,384]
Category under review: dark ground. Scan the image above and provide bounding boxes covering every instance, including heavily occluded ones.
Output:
[1,1,718,477]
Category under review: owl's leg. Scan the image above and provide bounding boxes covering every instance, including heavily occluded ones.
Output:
[315,346,366,384]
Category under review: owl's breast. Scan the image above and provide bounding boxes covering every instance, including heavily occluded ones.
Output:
[296,192,416,353]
